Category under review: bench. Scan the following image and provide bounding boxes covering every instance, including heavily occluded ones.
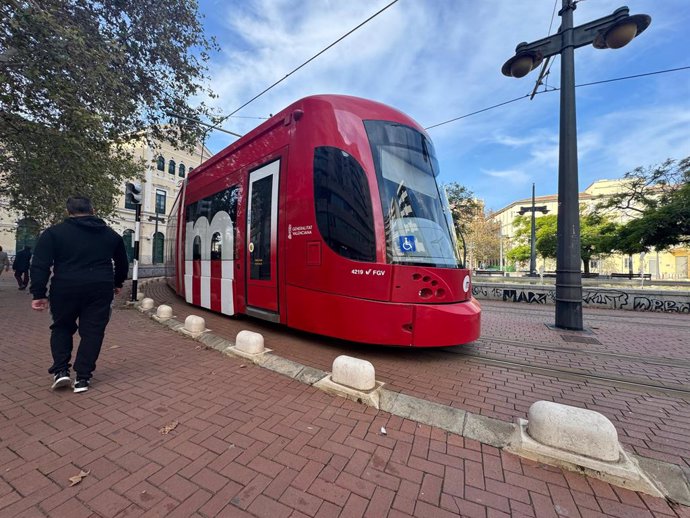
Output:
[474,270,505,276]
[610,273,652,279]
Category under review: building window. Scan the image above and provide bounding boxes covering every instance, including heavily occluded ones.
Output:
[152,232,164,264]
[157,156,165,171]
[124,185,136,210]
[313,146,376,262]
[179,163,186,177]
[16,218,40,252]
[155,189,166,215]
[168,159,176,175]
[192,236,201,260]
[123,230,134,263]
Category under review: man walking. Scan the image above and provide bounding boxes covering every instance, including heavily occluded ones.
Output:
[13,245,32,290]
[30,196,128,393]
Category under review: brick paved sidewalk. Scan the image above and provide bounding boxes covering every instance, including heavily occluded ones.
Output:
[143,280,690,470]
[0,275,686,517]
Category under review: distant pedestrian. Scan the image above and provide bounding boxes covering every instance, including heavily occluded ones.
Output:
[0,246,9,276]
[30,196,128,393]
[13,245,32,290]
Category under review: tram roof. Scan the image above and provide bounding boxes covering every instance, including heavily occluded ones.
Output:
[188,94,425,179]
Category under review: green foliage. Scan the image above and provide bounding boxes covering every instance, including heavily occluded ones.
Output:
[598,156,689,252]
[0,0,218,226]
[506,243,530,263]
[443,182,480,235]
[597,156,689,216]
[508,211,618,273]
[535,214,558,259]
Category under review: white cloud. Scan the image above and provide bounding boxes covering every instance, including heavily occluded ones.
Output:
[197,0,690,208]
[483,169,530,183]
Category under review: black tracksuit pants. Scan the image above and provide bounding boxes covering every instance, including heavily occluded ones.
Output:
[48,284,113,379]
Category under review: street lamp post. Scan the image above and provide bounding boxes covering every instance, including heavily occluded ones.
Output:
[502,2,650,330]
[518,183,549,276]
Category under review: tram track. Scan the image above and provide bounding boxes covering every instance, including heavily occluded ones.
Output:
[441,348,690,399]
[475,335,690,369]
[479,301,690,330]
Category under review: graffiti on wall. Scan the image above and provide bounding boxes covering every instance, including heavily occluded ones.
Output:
[583,290,629,310]
[473,284,690,313]
[502,289,552,304]
[633,296,690,313]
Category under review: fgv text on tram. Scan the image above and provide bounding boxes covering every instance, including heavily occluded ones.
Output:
[166,95,481,347]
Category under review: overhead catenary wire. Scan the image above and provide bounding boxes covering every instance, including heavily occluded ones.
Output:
[529,0,560,99]
[225,0,400,117]
[424,65,690,131]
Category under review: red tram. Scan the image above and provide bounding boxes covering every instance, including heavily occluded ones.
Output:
[166,95,480,346]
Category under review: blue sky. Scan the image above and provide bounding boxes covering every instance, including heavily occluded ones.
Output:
[195,0,690,211]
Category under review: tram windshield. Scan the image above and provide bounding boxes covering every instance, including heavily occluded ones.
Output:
[365,121,461,268]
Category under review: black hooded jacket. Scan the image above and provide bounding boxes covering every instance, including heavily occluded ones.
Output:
[30,216,129,299]
[13,247,31,272]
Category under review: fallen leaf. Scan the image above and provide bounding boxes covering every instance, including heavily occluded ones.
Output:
[159,420,179,435]
[109,345,120,349]
[239,364,246,369]
[68,470,90,486]
[380,427,387,435]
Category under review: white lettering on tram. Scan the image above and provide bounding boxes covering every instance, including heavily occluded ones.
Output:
[351,269,386,276]
[288,224,312,239]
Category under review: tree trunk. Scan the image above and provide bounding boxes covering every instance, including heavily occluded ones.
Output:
[628,254,634,278]
[583,258,590,275]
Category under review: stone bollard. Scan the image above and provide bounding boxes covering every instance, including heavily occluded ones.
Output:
[140,298,155,311]
[332,355,376,391]
[235,330,265,355]
[154,304,173,322]
[527,401,619,462]
[181,315,206,338]
[227,330,271,359]
[508,400,663,498]
[314,355,383,408]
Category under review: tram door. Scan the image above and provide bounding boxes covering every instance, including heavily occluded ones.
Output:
[246,160,280,317]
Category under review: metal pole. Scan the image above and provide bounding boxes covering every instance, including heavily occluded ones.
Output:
[555,0,583,330]
[499,226,504,275]
[530,183,537,276]
[131,204,141,302]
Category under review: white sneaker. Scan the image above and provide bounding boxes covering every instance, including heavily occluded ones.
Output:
[51,371,71,390]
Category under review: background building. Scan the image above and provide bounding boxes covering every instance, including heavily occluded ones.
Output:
[0,137,210,266]
[493,179,689,279]
[112,137,210,265]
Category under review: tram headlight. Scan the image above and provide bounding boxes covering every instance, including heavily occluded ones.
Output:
[463,275,471,293]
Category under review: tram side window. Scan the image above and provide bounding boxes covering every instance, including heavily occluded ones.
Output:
[192,236,201,260]
[313,147,376,262]
[210,232,222,260]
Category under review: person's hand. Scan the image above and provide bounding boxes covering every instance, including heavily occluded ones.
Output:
[32,299,48,311]
[114,287,122,295]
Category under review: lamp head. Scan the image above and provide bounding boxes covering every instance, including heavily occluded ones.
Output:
[593,13,651,49]
[501,51,543,78]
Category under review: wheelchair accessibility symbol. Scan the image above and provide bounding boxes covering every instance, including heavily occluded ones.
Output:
[398,236,416,253]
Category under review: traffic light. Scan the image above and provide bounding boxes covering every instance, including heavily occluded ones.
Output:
[125,182,142,206]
